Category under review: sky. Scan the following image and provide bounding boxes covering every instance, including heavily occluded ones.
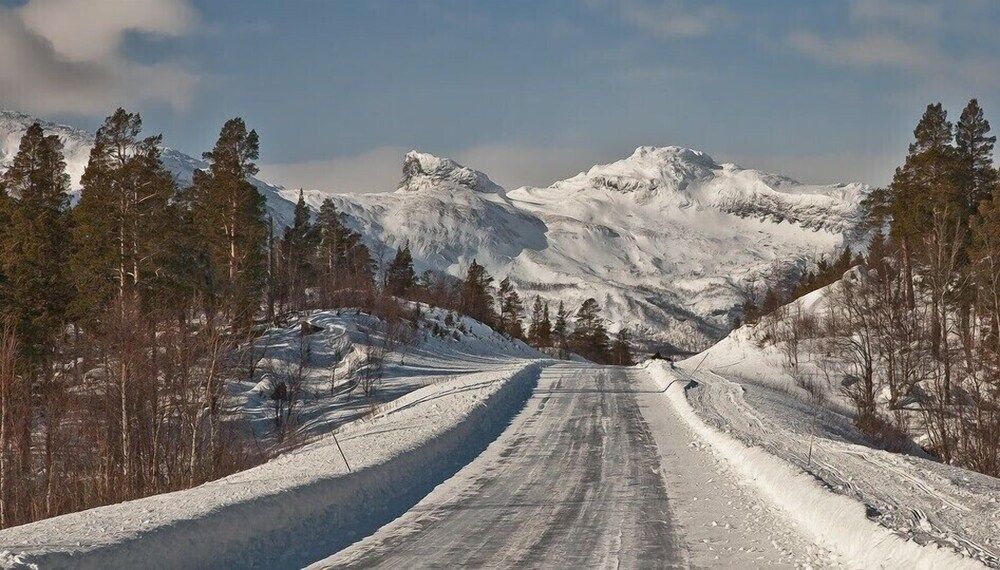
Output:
[1,0,999,192]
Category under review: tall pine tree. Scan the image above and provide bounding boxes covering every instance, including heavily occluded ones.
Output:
[553,301,569,355]
[280,190,317,309]
[188,118,268,326]
[497,277,524,339]
[385,244,416,297]
[461,260,497,327]
[971,189,1000,350]
[70,109,179,320]
[956,99,997,214]
[888,103,959,306]
[527,296,552,346]
[611,327,633,366]
[571,298,610,363]
[316,198,372,292]
[0,123,72,367]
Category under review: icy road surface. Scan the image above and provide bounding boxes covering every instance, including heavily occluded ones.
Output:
[313,363,841,568]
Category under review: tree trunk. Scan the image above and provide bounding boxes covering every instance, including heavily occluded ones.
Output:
[902,239,915,309]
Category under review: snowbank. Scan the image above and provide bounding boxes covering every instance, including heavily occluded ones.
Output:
[684,276,1000,566]
[0,361,546,569]
[236,306,541,446]
[642,360,985,570]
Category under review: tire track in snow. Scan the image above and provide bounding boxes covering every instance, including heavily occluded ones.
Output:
[315,364,685,568]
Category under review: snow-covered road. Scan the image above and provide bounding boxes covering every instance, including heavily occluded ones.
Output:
[314,363,840,568]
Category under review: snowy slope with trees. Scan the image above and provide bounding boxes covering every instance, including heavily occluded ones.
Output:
[1,110,868,352]
[0,306,545,568]
[675,278,1000,566]
[300,146,868,352]
[666,100,1000,567]
[0,111,868,350]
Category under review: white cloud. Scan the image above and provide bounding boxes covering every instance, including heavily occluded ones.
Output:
[0,0,198,116]
[19,0,194,62]
[788,31,940,74]
[788,0,999,91]
[260,143,611,194]
[589,0,732,38]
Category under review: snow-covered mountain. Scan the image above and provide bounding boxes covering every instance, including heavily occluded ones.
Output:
[305,146,869,352]
[2,111,868,351]
[0,110,297,226]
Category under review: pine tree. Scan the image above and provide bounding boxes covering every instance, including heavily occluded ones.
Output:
[497,277,524,338]
[571,298,610,363]
[611,327,633,366]
[553,301,569,355]
[188,118,268,326]
[280,190,317,309]
[385,244,416,297]
[0,123,72,367]
[971,189,1000,350]
[315,198,372,292]
[834,247,854,274]
[0,185,9,314]
[866,230,889,268]
[955,99,997,213]
[460,260,497,327]
[317,199,344,276]
[540,301,552,346]
[67,111,184,496]
[888,103,959,306]
[527,296,552,346]
[70,109,180,319]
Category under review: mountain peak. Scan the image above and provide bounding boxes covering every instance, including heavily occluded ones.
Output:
[398,150,504,194]
[628,145,716,164]
[543,145,722,196]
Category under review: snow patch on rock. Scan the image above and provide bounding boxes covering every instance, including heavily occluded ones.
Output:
[399,150,504,195]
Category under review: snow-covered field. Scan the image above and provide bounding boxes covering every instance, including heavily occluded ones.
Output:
[645,360,988,569]
[0,308,547,569]
[670,286,1000,567]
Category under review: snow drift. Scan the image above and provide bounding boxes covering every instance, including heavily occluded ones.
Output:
[643,360,985,569]
[670,274,1000,566]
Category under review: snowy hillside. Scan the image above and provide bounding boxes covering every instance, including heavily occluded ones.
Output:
[305,147,868,352]
[0,304,545,568]
[235,303,542,447]
[675,278,1000,566]
[0,110,297,226]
